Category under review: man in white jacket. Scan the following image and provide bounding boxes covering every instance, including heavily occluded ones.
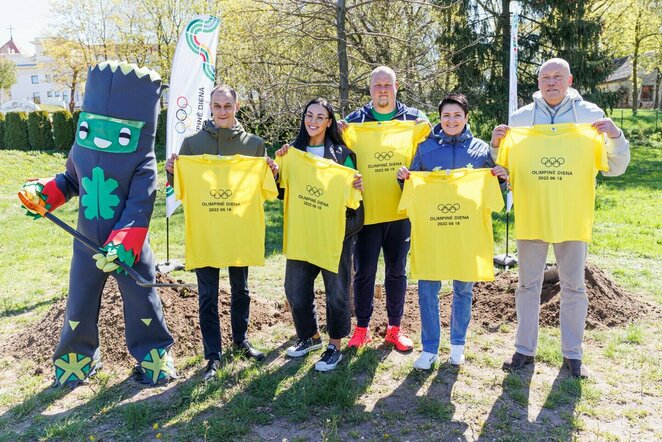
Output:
[491,58,630,378]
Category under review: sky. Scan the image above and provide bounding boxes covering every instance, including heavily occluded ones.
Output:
[0,0,51,55]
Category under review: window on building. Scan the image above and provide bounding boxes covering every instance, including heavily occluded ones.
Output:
[47,91,53,97]
[31,75,39,84]
[33,92,41,104]
[54,91,60,97]
[45,74,51,82]
[641,85,653,101]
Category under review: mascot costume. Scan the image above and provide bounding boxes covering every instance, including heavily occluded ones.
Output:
[20,61,176,387]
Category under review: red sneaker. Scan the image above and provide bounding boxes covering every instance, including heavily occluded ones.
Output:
[347,326,372,348]
[384,325,413,351]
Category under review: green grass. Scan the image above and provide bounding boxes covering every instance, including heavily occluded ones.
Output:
[606,108,662,136]
[0,139,660,440]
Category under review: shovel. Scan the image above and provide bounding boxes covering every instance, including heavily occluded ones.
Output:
[18,192,195,289]
[494,189,518,269]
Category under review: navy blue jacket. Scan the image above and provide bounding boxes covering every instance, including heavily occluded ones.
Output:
[410,124,494,172]
[345,101,426,123]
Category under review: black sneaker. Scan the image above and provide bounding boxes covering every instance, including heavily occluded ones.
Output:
[315,344,342,372]
[286,336,323,357]
[203,359,221,382]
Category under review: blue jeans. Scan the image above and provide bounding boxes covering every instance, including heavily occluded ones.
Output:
[418,280,475,353]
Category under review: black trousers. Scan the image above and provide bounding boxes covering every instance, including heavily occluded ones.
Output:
[284,235,355,340]
[195,266,250,361]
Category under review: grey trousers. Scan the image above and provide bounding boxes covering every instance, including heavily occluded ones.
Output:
[514,240,588,360]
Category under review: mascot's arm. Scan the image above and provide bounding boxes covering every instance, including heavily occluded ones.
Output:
[20,155,80,219]
[101,154,157,268]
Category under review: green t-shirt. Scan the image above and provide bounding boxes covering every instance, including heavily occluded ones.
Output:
[371,108,397,121]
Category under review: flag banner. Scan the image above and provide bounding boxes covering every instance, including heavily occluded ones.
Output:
[508,1,520,124]
[165,15,220,217]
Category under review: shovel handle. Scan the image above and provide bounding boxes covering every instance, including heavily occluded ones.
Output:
[18,192,195,289]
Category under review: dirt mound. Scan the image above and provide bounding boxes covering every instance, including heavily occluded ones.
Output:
[6,263,653,370]
[8,273,285,372]
[342,262,653,337]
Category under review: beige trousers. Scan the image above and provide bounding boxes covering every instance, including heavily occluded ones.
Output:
[514,240,588,360]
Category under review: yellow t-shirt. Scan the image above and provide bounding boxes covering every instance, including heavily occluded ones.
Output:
[497,123,608,243]
[343,120,430,225]
[174,154,278,269]
[276,148,362,273]
[398,169,504,281]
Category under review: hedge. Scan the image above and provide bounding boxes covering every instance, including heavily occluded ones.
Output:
[28,111,54,150]
[52,110,75,150]
[73,110,81,128]
[4,112,30,150]
[156,107,167,147]
[0,113,5,149]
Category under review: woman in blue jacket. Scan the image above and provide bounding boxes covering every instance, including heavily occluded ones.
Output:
[397,93,507,370]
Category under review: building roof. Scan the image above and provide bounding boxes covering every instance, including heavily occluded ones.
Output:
[0,38,21,55]
[605,57,630,83]
[604,54,659,84]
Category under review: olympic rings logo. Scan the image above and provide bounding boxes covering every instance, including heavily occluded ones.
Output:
[540,157,565,167]
[437,203,461,213]
[210,189,232,199]
[175,96,194,134]
[306,185,324,197]
[374,151,394,161]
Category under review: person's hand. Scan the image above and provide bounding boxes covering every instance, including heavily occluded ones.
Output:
[396,166,410,181]
[353,173,364,191]
[491,124,510,148]
[275,144,291,157]
[20,180,46,218]
[165,153,179,174]
[266,156,279,177]
[491,166,509,180]
[93,249,120,273]
[415,117,431,128]
[337,120,348,133]
[592,118,621,139]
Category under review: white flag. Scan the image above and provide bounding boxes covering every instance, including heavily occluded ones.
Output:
[165,15,221,217]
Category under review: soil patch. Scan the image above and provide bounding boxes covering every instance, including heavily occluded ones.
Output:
[6,273,285,372]
[4,263,654,371]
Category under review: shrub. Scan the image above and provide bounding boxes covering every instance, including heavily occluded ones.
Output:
[28,111,54,150]
[52,110,75,150]
[4,111,30,150]
[0,113,5,149]
[73,109,81,128]
[155,107,167,147]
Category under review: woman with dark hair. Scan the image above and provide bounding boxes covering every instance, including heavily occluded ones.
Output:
[276,98,364,372]
[397,93,508,370]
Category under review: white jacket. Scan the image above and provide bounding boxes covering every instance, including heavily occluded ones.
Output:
[510,88,630,176]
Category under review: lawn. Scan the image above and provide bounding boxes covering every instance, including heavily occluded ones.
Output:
[0,139,659,441]
[606,108,662,136]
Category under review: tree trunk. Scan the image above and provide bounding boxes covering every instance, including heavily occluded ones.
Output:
[632,12,642,115]
[69,69,78,113]
[501,0,510,90]
[336,0,350,118]
[654,67,661,110]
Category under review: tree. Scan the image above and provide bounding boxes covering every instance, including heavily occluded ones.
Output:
[42,37,91,112]
[600,0,662,113]
[0,57,17,103]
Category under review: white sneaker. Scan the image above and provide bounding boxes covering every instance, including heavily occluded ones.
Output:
[413,351,439,370]
[448,344,465,366]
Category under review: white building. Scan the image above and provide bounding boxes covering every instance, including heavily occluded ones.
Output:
[0,37,83,109]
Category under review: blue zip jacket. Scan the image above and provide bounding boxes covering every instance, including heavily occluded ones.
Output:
[410,123,494,172]
[345,100,427,123]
